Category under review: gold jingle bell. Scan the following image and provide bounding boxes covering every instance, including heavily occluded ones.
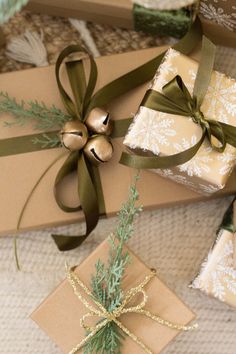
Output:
[85,108,112,136]
[60,120,88,151]
[84,135,113,165]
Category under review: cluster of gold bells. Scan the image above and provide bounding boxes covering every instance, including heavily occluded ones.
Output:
[60,107,113,165]
[66,266,198,354]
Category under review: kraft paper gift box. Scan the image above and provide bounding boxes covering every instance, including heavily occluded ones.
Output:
[124,48,236,195]
[191,200,236,308]
[26,0,236,47]
[31,239,196,353]
[1,46,236,237]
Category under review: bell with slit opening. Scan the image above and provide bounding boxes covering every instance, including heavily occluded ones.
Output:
[84,135,113,165]
[60,120,88,151]
[85,107,112,135]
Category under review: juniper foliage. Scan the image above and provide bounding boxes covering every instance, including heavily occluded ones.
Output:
[83,176,142,354]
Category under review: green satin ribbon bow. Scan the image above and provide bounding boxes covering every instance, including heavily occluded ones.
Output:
[120,36,236,170]
[0,19,202,251]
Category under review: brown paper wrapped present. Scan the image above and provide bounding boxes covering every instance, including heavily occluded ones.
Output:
[31,239,196,353]
[191,199,236,308]
[0,46,236,237]
[124,48,236,195]
[26,0,236,47]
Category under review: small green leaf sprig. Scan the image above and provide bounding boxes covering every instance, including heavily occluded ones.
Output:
[84,175,142,354]
[0,91,71,147]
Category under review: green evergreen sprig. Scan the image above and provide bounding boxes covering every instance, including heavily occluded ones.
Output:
[0,91,71,148]
[83,175,142,354]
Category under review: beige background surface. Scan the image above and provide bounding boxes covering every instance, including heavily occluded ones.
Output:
[0,10,236,354]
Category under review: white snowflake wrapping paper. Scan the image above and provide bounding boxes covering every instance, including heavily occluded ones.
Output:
[191,228,236,308]
[124,48,236,195]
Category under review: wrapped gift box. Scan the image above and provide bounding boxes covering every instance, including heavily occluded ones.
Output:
[26,0,236,47]
[31,239,196,353]
[1,46,236,237]
[124,48,236,195]
[191,200,236,308]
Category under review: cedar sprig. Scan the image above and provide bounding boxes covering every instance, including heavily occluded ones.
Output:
[83,175,142,354]
[0,91,71,130]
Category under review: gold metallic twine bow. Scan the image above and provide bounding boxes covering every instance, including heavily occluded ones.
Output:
[0,19,202,252]
[120,36,236,170]
[66,266,198,354]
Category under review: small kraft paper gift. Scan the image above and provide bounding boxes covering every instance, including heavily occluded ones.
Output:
[122,36,236,195]
[191,198,236,308]
[31,180,197,354]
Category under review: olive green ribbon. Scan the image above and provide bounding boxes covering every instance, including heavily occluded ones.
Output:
[120,36,236,170]
[0,19,202,251]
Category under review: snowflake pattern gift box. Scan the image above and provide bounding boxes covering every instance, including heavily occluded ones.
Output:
[124,48,236,195]
[31,239,195,354]
[191,200,236,308]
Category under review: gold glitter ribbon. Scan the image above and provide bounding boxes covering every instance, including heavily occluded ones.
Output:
[66,266,198,354]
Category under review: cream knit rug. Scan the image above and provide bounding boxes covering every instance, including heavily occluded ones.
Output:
[0,11,236,354]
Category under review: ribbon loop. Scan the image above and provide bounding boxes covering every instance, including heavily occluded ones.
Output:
[163,75,194,113]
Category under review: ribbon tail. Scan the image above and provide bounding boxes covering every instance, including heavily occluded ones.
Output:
[52,233,88,251]
[87,18,202,111]
[52,153,101,251]
[219,122,236,149]
[111,118,134,139]
[54,151,82,212]
[120,131,206,169]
